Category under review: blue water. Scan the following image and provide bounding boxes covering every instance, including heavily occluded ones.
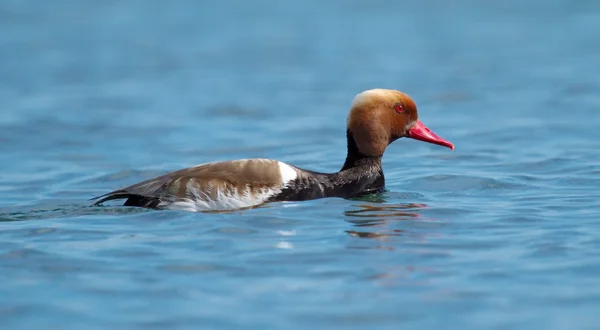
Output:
[1,0,600,329]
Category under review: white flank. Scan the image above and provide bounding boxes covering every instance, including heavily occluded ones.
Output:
[278,161,297,186]
[165,181,280,212]
[161,160,297,212]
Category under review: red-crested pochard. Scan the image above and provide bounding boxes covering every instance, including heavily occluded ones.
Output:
[91,89,454,212]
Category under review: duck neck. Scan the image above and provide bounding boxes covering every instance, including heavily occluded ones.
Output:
[340,130,383,172]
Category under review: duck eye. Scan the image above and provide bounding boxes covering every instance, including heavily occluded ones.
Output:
[394,103,404,114]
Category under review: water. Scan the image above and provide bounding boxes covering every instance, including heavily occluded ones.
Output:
[1,0,599,329]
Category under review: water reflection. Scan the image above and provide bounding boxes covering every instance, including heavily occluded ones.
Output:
[344,202,428,239]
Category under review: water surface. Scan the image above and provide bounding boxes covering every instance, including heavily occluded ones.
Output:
[1,0,600,329]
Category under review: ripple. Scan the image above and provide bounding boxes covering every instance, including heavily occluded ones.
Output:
[401,175,528,192]
[0,204,151,222]
[158,263,242,274]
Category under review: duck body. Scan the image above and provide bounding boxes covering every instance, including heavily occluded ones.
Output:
[92,148,385,212]
[91,89,454,212]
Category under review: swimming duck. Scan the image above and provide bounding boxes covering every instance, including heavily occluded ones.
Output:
[91,89,454,212]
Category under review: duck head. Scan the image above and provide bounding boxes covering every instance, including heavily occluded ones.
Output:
[347,89,454,157]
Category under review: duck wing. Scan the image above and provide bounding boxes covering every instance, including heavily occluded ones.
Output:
[90,158,299,211]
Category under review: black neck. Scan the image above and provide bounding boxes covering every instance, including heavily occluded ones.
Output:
[270,131,386,202]
[340,130,382,171]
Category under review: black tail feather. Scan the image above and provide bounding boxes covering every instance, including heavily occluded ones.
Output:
[123,195,161,208]
[90,190,130,206]
[91,190,160,209]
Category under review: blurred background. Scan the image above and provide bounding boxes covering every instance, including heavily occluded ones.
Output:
[0,0,599,329]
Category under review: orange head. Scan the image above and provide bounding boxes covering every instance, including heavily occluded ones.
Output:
[347,89,454,157]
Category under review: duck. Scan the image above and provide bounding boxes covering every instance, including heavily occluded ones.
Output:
[91,89,454,212]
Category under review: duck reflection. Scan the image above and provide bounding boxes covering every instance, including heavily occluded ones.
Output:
[344,201,428,239]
